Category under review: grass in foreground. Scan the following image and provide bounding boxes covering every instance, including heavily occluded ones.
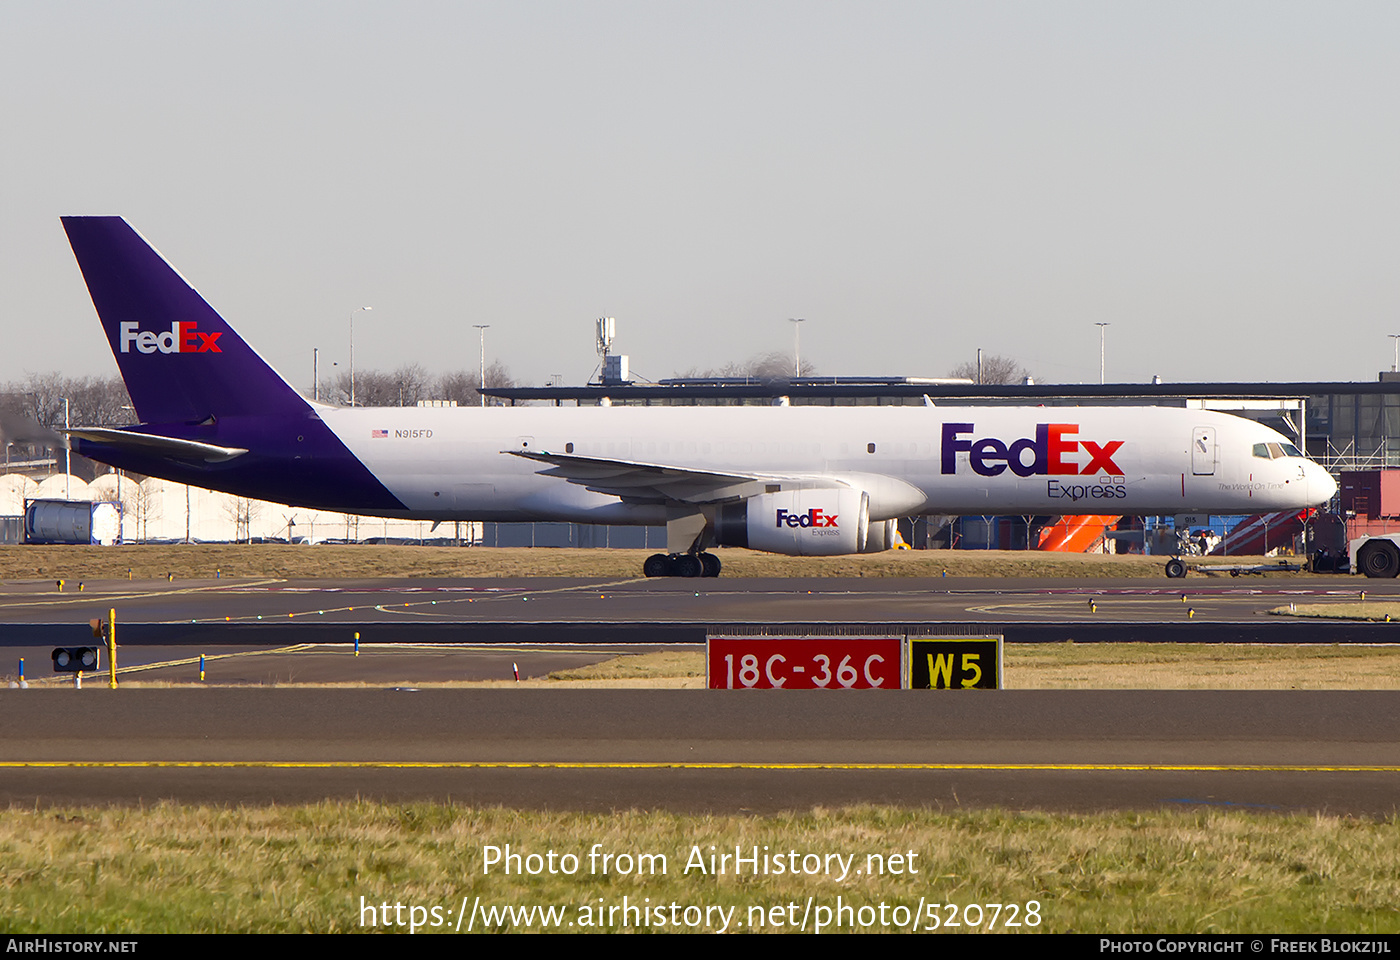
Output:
[1001,642,1400,690]
[1271,602,1400,622]
[0,803,1395,934]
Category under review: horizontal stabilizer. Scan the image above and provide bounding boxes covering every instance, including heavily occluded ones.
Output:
[65,428,248,463]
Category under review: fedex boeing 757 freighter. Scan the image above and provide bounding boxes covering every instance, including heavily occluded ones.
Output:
[60,217,1337,577]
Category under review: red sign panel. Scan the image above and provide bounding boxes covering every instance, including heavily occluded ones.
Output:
[707,636,903,690]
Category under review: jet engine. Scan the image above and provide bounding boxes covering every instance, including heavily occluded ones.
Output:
[714,488,870,556]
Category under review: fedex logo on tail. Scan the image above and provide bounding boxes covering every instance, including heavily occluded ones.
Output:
[941,423,1124,477]
[776,508,838,528]
[119,321,222,354]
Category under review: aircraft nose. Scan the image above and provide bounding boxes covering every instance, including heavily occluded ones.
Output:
[1309,463,1338,505]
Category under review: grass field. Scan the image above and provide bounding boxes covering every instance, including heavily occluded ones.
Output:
[0,543,1283,581]
[1,804,1396,934]
[1272,602,1400,622]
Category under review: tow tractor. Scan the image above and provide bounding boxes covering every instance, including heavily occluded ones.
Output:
[1351,534,1400,578]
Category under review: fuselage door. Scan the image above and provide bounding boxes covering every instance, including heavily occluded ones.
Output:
[1191,427,1216,476]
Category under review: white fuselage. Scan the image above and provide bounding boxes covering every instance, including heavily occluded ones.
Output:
[315,403,1336,523]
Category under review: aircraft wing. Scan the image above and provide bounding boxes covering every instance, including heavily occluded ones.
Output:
[507,449,836,504]
[65,428,249,463]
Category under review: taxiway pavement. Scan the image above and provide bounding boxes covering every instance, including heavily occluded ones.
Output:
[0,574,1393,647]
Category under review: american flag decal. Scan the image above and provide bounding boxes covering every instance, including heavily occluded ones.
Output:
[371,429,388,438]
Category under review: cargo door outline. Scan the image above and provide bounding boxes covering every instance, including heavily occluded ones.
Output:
[1192,427,1217,476]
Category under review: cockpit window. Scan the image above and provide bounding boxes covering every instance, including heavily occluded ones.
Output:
[1253,442,1304,459]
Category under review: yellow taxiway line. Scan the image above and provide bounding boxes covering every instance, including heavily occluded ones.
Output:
[3,761,1400,772]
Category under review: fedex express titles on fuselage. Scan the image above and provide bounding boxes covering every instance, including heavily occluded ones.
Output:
[941,421,1128,502]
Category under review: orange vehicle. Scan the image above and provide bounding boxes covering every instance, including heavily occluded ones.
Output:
[1038,515,1121,553]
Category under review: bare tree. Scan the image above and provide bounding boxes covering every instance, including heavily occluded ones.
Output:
[225,496,261,543]
[675,353,816,380]
[132,482,160,543]
[328,368,409,407]
[435,370,480,406]
[0,374,133,479]
[393,363,432,407]
[480,361,517,405]
[947,355,1035,386]
[747,351,807,379]
[8,374,132,427]
[328,363,518,407]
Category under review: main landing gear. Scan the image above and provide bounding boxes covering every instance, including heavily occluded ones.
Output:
[644,552,722,578]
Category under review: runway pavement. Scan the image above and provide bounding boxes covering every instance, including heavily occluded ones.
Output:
[2,688,1398,815]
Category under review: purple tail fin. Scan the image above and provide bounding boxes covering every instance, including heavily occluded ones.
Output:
[61,217,311,424]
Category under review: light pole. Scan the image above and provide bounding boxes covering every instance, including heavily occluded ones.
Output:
[349,306,371,405]
[473,324,490,407]
[789,317,805,378]
[62,397,70,499]
[1096,323,1111,384]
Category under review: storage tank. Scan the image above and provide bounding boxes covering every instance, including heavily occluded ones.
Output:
[25,499,122,545]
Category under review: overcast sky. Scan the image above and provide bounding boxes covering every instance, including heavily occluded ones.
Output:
[3,1,1398,393]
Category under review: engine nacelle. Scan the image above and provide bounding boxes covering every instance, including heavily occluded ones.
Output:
[714,488,869,556]
[861,518,896,553]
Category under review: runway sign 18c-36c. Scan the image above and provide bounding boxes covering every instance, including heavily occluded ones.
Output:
[706,636,904,689]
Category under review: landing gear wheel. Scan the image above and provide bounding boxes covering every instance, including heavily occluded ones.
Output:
[673,554,703,578]
[1164,558,1187,579]
[700,553,722,578]
[643,553,671,578]
[1358,541,1400,579]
